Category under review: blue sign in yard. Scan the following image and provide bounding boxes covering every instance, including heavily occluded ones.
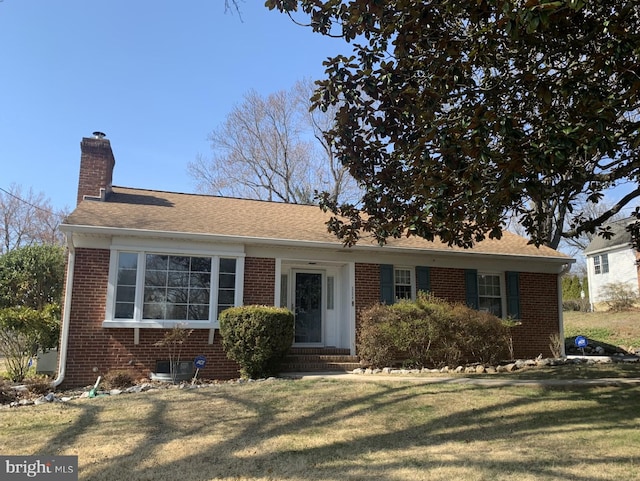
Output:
[194,355,207,369]
[575,336,588,348]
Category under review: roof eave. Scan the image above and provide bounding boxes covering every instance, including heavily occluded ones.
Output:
[59,223,573,265]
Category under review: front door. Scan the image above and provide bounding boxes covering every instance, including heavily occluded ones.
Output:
[293,271,323,344]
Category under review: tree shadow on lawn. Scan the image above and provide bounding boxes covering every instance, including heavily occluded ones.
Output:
[43,381,640,481]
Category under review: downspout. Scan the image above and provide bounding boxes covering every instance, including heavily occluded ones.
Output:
[558,267,566,358]
[52,233,75,388]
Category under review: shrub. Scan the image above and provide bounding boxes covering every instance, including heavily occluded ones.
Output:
[153,325,193,383]
[358,293,510,368]
[0,379,18,404]
[24,374,52,395]
[562,299,590,312]
[601,282,638,312]
[103,370,135,389]
[0,304,60,382]
[220,306,294,379]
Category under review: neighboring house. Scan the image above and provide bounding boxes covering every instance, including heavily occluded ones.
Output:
[55,134,573,388]
[584,217,640,309]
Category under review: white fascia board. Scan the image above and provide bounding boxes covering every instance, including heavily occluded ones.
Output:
[584,244,633,258]
[60,223,572,273]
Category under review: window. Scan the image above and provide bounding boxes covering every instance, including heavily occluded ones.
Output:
[109,251,240,327]
[217,258,237,318]
[478,274,502,317]
[593,254,609,275]
[115,252,138,318]
[143,254,211,321]
[394,268,412,301]
[280,274,288,308]
[327,276,335,310]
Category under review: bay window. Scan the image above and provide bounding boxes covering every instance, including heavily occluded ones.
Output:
[107,250,242,328]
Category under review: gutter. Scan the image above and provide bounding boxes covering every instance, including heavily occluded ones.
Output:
[59,223,573,267]
[52,233,75,388]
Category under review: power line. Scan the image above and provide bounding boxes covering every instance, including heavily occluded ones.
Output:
[0,186,60,217]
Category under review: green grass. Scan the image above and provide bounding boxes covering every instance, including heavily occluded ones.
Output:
[1,379,640,481]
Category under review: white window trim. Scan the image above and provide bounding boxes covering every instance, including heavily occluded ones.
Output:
[593,255,602,275]
[477,272,507,318]
[103,248,245,329]
[601,254,609,274]
[394,266,415,301]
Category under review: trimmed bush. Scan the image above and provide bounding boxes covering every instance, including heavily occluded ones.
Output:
[219,306,294,379]
[358,293,510,368]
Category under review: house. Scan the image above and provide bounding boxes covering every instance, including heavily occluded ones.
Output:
[584,217,640,309]
[54,134,573,387]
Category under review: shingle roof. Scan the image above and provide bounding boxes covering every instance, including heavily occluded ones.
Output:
[62,186,570,260]
[583,217,635,254]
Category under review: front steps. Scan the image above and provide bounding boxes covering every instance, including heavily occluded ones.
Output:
[281,347,361,372]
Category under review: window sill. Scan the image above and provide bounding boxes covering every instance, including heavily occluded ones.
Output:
[102,320,219,329]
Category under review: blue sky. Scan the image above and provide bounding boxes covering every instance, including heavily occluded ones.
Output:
[0,1,347,210]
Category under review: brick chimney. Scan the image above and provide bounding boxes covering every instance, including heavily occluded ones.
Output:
[77,132,115,205]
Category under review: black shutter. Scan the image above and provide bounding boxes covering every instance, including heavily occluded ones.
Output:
[380,264,394,304]
[506,271,521,319]
[416,266,431,294]
[465,269,479,309]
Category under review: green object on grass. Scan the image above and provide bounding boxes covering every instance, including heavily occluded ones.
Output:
[89,376,101,398]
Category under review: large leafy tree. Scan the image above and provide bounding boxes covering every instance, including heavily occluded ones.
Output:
[0,244,65,380]
[0,244,65,310]
[266,0,640,249]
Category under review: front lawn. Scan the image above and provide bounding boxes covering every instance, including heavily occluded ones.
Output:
[1,378,639,481]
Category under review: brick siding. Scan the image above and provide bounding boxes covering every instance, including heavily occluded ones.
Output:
[60,248,240,388]
[430,267,467,304]
[511,272,559,358]
[352,264,559,360]
[61,249,560,387]
[243,257,276,305]
[354,263,380,324]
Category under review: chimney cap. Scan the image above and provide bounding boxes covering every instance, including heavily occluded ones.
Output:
[92,131,106,139]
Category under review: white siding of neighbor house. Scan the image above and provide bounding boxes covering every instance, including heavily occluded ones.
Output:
[587,246,639,305]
